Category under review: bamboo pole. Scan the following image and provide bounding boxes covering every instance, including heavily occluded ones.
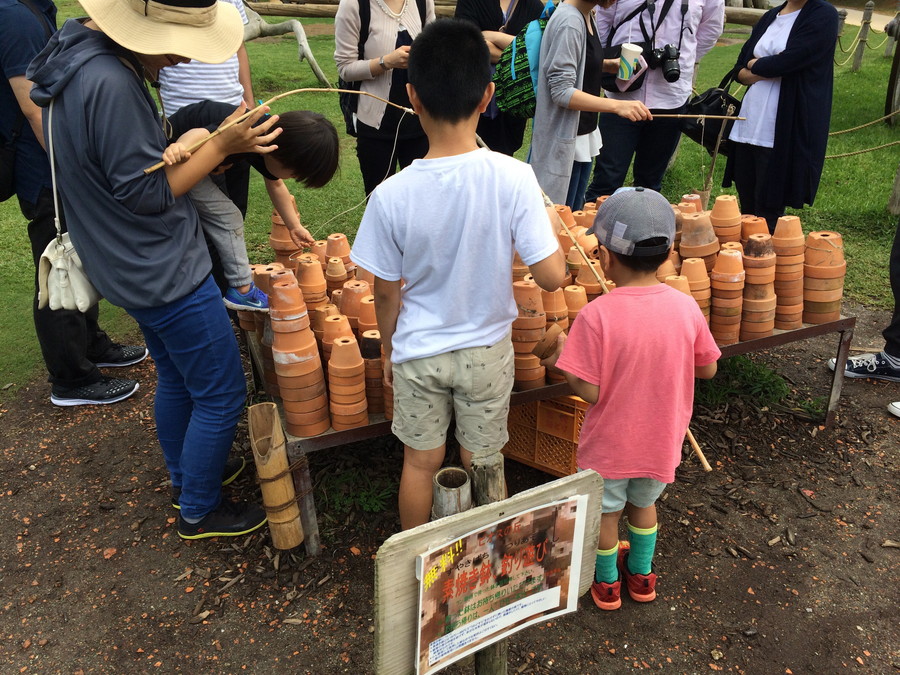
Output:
[431,467,472,520]
[248,402,305,549]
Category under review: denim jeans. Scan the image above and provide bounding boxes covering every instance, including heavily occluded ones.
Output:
[127,276,246,519]
[885,216,900,358]
[566,160,594,211]
[584,104,686,201]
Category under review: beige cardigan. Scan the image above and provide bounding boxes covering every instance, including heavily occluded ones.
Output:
[334,0,435,130]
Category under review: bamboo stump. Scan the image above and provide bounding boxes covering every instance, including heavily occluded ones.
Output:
[432,467,472,520]
[249,402,305,550]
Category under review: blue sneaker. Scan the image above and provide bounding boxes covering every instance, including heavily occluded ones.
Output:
[828,352,900,383]
[224,283,268,312]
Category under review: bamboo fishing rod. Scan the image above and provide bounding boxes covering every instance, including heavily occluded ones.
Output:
[143,88,414,174]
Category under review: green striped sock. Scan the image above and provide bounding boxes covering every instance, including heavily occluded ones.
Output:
[594,545,619,584]
[627,522,658,576]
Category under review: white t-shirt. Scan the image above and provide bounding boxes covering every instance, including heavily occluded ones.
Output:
[350,149,560,364]
[729,10,800,148]
[157,0,249,116]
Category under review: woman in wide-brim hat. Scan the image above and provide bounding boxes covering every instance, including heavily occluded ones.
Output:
[27,0,281,539]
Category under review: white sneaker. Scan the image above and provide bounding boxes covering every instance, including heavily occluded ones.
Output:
[888,402,900,419]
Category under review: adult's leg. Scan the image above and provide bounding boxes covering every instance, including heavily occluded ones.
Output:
[566,160,593,211]
[356,135,398,196]
[127,276,246,520]
[189,177,253,289]
[584,114,642,201]
[23,189,104,388]
[730,142,759,218]
[883,216,900,358]
[632,107,685,191]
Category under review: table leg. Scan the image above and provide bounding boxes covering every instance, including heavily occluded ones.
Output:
[290,443,321,556]
[825,327,855,428]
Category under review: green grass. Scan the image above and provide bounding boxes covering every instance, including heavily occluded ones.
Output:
[1,14,897,400]
[695,355,791,408]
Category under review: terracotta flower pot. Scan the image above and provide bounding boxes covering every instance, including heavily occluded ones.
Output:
[359,329,382,359]
[677,201,698,215]
[710,194,741,229]
[325,232,352,263]
[322,314,354,350]
[269,279,305,314]
[803,261,847,279]
[681,257,709,284]
[329,335,364,368]
[743,281,776,301]
[278,375,327,400]
[661,275,690,296]
[741,215,769,243]
[720,241,743,254]
[655,259,677,283]
[512,312,547,330]
[325,257,348,282]
[680,212,718,247]
[681,194,703,211]
[283,394,331,415]
[667,248,682,274]
[513,280,544,315]
[804,231,844,267]
[773,215,804,245]
[711,250,745,282]
[564,285,588,311]
[743,233,775,259]
[297,257,327,289]
[554,204,576,228]
[285,417,331,438]
[272,349,323,378]
[272,326,318,355]
[356,296,379,336]
[339,280,371,329]
[253,262,285,296]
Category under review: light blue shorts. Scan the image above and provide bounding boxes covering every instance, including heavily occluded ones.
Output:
[600,477,668,513]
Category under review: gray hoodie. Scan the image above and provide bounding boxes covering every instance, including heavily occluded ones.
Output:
[28,19,211,309]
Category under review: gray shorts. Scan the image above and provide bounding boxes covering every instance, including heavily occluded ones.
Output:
[391,334,514,456]
[600,477,668,513]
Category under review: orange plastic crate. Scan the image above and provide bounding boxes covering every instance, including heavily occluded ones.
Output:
[503,396,588,477]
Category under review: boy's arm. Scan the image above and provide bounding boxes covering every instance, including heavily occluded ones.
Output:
[374,277,401,386]
[526,206,566,291]
[563,371,599,404]
[695,362,718,379]
[264,178,314,248]
[164,106,281,198]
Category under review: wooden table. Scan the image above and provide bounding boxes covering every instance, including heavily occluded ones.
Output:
[245,315,855,555]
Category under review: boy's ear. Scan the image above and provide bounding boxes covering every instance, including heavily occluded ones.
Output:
[406,83,423,115]
[478,82,495,114]
[598,245,612,271]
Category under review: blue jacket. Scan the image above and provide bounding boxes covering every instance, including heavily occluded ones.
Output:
[27,19,211,309]
[723,0,838,210]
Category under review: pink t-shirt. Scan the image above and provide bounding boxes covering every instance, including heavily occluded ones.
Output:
[556,284,721,483]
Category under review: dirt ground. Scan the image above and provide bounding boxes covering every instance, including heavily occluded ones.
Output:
[1,302,897,675]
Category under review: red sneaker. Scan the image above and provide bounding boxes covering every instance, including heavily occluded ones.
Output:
[621,549,657,602]
[590,579,622,610]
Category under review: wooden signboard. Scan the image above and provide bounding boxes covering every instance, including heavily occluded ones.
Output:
[374,472,603,674]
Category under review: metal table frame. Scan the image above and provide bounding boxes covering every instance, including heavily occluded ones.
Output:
[245,315,855,556]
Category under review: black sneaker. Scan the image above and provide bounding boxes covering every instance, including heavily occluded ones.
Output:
[177,500,267,539]
[92,344,149,368]
[171,456,247,509]
[828,352,900,382]
[50,376,139,407]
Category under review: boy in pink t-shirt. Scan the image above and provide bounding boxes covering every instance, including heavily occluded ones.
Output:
[544,188,720,610]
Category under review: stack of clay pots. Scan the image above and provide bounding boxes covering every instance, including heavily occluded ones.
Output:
[311,303,339,347]
[325,257,349,298]
[382,344,394,420]
[339,279,371,333]
[328,336,369,431]
[664,275,692,296]
[656,258,678,283]
[564,284,588,324]
[542,288,569,333]
[360,330,384,415]
[681,193,703,213]
[512,251,530,282]
[803,231,846,324]
[251,263,287,395]
[268,196,301,268]
[679,211,720,272]
[772,216,806,330]
[296,255,329,310]
[740,233,777,340]
[322,314,354,365]
[512,280,546,390]
[681,258,711,323]
[741,215,768,247]
[325,232,352,266]
[667,246,682,275]
[709,249,745,345]
[310,240,329,268]
[709,195,742,244]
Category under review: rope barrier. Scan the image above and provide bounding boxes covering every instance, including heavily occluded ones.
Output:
[836,26,863,53]
[829,108,900,135]
[825,139,900,159]
[865,33,890,49]
[834,47,858,66]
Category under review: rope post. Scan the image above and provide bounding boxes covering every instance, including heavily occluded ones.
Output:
[837,8,847,39]
[889,21,900,125]
[852,1,875,72]
[887,10,900,58]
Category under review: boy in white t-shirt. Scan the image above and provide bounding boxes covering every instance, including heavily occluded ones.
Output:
[350,19,566,530]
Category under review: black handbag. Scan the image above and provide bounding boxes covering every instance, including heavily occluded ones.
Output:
[681,69,742,157]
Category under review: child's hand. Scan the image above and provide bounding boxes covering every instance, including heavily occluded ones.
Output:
[162,142,191,166]
[539,333,567,370]
[289,224,315,249]
[215,105,283,157]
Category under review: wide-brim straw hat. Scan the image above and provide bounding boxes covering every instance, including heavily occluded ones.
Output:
[78,0,243,64]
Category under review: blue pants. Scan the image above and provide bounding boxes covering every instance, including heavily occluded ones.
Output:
[584,103,686,201]
[566,160,593,212]
[127,276,246,519]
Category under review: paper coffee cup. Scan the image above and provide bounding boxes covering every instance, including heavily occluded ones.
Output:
[618,43,643,81]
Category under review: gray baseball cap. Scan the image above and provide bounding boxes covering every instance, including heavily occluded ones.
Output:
[587,187,675,257]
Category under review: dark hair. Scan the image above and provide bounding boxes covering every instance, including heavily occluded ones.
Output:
[608,237,671,273]
[408,19,492,123]
[269,111,339,188]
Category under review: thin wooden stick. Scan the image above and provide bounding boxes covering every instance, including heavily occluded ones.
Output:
[653,114,745,120]
[686,428,713,472]
[143,88,414,174]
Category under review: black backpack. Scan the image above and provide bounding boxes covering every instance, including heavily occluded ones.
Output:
[337,0,427,137]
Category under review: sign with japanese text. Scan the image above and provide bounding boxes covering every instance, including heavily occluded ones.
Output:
[414,496,587,674]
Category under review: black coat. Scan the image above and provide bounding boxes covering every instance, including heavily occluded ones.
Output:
[723,0,838,210]
[455,0,545,35]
